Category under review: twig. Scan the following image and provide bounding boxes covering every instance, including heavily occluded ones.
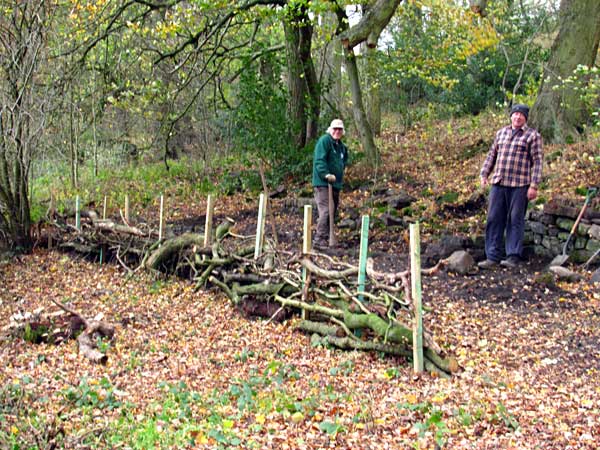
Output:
[263,306,285,326]
[115,246,135,274]
[330,316,360,340]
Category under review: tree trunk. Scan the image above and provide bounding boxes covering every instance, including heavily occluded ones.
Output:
[284,19,308,149]
[344,47,381,166]
[338,0,402,49]
[364,44,382,136]
[530,0,600,143]
[300,20,320,143]
[321,11,343,119]
[333,0,402,166]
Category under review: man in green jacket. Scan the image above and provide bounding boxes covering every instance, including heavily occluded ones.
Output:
[312,119,349,249]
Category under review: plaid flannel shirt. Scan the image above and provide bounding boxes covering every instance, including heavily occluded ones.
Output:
[481,124,543,187]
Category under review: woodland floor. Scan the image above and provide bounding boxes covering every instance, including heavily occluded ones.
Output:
[1,115,600,449]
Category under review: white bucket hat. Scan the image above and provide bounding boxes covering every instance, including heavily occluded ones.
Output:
[329,119,344,130]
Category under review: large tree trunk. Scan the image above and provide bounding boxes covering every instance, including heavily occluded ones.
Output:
[530,0,600,143]
[300,21,320,143]
[284,3,320,148]
[284,19,308,149]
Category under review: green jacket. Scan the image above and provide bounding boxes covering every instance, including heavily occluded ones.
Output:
[311,133,349,191]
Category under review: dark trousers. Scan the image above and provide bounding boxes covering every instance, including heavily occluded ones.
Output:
[314,186,339,244]
[485,185,528,262]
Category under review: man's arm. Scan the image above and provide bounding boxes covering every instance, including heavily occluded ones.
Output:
[480,135,499,187]
[527,131,543,200]
[529,132,543,187]
[314,137,331,181]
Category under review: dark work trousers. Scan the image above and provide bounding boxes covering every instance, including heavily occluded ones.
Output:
[485,185,529,262]
[314,186,339,244]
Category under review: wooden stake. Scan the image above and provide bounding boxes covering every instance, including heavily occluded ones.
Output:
[124,194,130,224]
[302,205,313,320]
[303,204,312,254]
[158,195,164,241]
[254,193,266,259]
[328,184,337,247]
[102,195,107,220]
[258,161,279,247]
[75,195,81,231]
[204,194,215,247]
[410,222,424,373]
[357,215,370,301]
[48,192,54,249]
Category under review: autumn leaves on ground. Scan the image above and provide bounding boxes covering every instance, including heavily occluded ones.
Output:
[2,113,600,449]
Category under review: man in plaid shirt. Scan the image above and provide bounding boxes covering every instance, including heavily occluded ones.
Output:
[478,103,543,269]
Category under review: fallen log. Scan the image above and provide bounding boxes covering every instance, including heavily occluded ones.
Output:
[49,298,115,364]
[145,232,206,272]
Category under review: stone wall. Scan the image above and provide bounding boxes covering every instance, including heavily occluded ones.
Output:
[525,200,600,265]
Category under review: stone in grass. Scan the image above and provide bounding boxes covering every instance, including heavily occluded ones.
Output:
[591,268,600,284]
[444,250,475,275]
[548,265,583,282]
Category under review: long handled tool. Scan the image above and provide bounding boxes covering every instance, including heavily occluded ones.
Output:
[328,183,337,247]
[583,246,600,270]
[550,187,597,267]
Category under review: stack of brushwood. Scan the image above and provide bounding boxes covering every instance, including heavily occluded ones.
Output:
[47,211,458,376]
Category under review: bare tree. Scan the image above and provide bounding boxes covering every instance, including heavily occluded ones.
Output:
[0,1,51,249]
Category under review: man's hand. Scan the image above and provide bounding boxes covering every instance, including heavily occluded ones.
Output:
[325,174,336,183]
[480,177,488,188]
[527,186,538,201]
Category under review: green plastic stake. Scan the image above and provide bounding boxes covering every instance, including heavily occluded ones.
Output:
[75,196,81,231]
[410,221,424,373]
[357,215,370,301]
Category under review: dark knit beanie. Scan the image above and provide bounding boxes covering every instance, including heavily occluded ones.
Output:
[510,103,529,120]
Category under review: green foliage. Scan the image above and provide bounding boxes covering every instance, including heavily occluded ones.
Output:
[398,399,450,447]
[231,54,305,183]
[560,65,600,134]
[319,419,345,437]
[234,348,256,363]
[384,366,401,379]
[31,157,212,220]
[329,359,356,376]
[61,377,122,410]
[492,402,519,430]
[381,0,553,119]
[0,377,65,449]
[436,191,459,205]
[23,323,49,343]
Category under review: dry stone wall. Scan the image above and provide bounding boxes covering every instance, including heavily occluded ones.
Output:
[525,199,600,265]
